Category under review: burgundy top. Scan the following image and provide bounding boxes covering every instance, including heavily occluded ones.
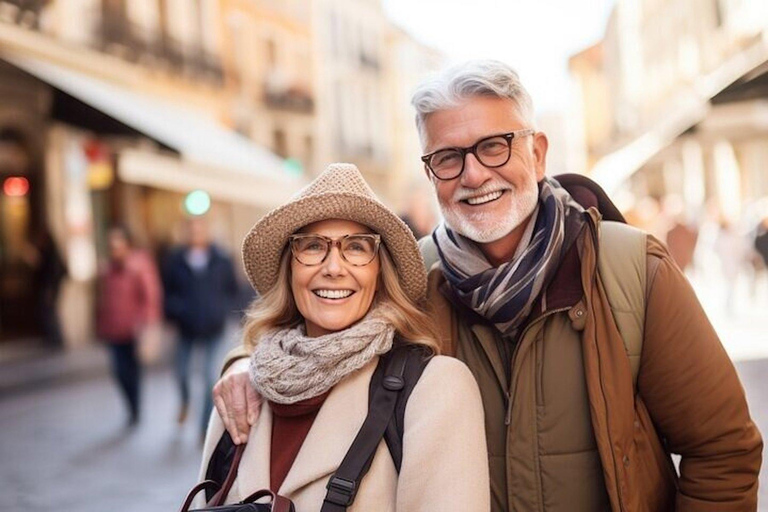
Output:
[269,390,331,491]
[96,250,162,342]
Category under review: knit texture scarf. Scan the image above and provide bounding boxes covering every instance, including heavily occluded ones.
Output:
[249,307,395,404]
[433,177,585,341]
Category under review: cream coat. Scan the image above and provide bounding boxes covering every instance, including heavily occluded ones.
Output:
[198,355,490,511]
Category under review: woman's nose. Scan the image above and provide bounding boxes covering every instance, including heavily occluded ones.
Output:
[322,245,346,275]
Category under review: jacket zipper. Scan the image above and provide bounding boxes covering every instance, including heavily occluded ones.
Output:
[504,306,571,426]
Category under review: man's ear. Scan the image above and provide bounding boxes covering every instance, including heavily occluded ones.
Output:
[532,131,549,181]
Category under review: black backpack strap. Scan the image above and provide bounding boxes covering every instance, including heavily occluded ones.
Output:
[320,343,432,511]
[374,344,432,472]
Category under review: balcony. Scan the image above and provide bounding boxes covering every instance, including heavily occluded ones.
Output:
[0,0,48,30]
[92,18,224,85]
[264,85,314,114]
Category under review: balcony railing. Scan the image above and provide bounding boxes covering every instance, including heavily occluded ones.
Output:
[92,18,224,84]
[0,0,49,29]
[264,86,315,114]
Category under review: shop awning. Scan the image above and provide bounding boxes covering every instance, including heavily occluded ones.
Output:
[0,52,304,208]
[118,148,297,208]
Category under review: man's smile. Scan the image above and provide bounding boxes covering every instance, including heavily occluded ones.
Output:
[462,189,507,206]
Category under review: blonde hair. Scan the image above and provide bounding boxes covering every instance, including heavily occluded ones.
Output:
[241,244,440,355]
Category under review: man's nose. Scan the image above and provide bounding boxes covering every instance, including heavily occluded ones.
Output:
[460,152,492,188]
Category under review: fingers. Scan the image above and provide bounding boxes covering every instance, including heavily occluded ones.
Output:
[212,373,253,445]
[229,373,253,444]
[213,379,237,443]
[246,383,262,426]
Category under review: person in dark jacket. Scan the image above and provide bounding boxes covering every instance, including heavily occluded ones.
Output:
[755,215,768,268]
[32,231,67,348]
[163,217,238,434]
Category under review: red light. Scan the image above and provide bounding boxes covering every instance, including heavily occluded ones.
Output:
[3,177,30,197]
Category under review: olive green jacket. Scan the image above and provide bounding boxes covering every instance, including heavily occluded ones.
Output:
[422,210,761,511]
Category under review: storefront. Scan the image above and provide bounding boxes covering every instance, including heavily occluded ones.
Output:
[0,51,303,351]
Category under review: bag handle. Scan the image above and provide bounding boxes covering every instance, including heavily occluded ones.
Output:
[208,442,247,506]
[241,489,294,512]
[178,443,246,511]
[179,481,220,512]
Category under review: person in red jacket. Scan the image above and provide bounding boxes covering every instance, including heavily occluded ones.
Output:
[96,226,162,426]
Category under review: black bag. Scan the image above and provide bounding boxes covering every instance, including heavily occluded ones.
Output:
[185,342,430,512]
[179,437,295,512]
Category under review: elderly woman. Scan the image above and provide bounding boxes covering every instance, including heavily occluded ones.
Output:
[196,163,488,511]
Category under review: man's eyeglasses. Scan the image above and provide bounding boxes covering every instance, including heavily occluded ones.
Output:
[421,129,535,181]
[288,234,381,266]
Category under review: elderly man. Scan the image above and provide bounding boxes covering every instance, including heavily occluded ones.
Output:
[212,61,762,511]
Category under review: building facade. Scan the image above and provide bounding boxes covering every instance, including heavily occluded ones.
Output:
[571,0,768,225]
[0,0,303,349]
[0,0,444,352]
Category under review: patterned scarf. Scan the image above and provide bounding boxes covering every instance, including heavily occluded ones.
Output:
[249,306,395,404]
[433,177,585,341]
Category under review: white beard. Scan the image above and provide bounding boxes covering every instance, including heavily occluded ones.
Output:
[439,178,539,243]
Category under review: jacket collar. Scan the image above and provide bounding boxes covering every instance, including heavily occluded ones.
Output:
[530,223,585,318]
[237,358,378,498]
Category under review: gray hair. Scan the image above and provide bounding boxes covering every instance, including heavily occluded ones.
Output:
[411,60,535,145]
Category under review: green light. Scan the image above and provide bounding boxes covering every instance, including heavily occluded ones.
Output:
[283,158,304,176]
[184,190,211,215]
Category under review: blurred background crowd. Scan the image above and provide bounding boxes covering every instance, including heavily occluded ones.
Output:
[0,0,767,510]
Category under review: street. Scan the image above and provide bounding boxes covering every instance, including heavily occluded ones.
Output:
[2,368,202,512]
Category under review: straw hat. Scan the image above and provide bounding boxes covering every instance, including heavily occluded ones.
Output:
[242,163,427,301]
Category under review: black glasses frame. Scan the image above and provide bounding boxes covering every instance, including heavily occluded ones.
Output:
[288,233,382,266]
[420,129,535,181]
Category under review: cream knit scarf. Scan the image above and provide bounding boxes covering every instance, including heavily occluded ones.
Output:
[249,307,395,404]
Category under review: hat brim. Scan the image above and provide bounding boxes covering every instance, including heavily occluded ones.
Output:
[242,192,427,302]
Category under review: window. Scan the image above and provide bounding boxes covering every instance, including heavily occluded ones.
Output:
[273,128,288,158]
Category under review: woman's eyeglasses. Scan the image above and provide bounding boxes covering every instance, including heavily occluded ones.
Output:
[288,234,381,266]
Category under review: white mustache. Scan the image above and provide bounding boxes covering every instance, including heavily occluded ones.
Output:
[453,181,512,202]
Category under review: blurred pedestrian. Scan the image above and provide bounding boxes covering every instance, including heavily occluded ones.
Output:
[754,216,768,269]
[714,219,751,315]
[26,230,67,348]
[96,226,162,426]
[662,195,699,274]
[665,219,699,273]
[162,217,238,436]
